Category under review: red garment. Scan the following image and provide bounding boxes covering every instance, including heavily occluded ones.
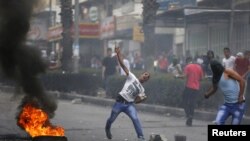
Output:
[184,63,203,90]
[158,58,168,70]
[235,58,250,76]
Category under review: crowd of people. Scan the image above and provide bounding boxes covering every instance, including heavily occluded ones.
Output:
[178,48,249,126]
[100,45,249,140]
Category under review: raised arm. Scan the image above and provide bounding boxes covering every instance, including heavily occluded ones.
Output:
[115,46,129,76]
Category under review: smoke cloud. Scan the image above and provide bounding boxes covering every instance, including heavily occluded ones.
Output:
[0,0,57,118]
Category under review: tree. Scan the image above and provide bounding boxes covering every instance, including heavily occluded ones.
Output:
[60,0,73,72]
[142,0,159,57]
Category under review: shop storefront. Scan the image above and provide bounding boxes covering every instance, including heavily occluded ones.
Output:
[156,7,250,58]
[47,22,100,68]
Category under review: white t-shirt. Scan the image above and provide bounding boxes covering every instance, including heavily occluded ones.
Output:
[119,72,145,102]
[168,63,182,76]
[222,56,236,70]
[120,59,130,76]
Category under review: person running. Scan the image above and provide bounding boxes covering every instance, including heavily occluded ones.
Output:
[204,60,246,125]
[105,46,150,141]
[177,57,204,126]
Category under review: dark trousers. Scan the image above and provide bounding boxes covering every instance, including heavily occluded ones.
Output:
[182,87,199,119]
[103,75,113,94]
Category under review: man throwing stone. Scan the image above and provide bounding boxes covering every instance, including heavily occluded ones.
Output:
[105,46,150,141]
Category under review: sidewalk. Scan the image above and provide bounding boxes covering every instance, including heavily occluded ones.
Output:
[1,85,249,124]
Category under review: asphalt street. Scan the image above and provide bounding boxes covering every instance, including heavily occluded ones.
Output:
[0,91,211,141]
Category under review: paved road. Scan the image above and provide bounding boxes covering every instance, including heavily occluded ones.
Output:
[0,91,210,141]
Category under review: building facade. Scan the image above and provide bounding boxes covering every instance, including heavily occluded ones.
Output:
[157,0,250,59]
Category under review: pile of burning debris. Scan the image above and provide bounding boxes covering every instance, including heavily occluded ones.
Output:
[0,135,67,141]
[16,101,66,141]
[0,0,67,140]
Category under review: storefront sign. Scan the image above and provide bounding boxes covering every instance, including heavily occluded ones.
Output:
[100,16,115,39]
[78,23,99,38]
[89,6,98,22]
[133,25,144,42]
[47,24,63,42]
[28,18,48,41]
[47,23,99,41]
[116,15,138,31]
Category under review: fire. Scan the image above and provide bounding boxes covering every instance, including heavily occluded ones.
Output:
[17,103,65,137]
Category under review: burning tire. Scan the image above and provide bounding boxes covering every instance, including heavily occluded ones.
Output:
[32,136,67,141]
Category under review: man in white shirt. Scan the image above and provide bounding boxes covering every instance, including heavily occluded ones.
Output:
[222,47,236,70]
[105,46,150,141]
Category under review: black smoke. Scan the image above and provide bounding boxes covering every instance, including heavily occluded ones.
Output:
[0,0,57,119]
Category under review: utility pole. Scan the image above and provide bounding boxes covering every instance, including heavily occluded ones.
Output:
[228,0,235,49]
[73,0,80,73]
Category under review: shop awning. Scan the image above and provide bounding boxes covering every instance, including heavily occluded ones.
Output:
[156,7,250,27]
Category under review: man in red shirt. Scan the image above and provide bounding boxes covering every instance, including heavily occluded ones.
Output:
[235,51,250,116]
[158,54,169,72]
[235,51,250,79]
[177,57,204,126]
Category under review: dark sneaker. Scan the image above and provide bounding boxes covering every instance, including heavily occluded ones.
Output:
[186,118,192,126]
[105,127,112,139]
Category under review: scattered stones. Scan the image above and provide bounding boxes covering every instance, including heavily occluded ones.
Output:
[71,98,82,104]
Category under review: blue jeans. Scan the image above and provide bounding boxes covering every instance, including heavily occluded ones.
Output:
[105,102,144,138]
[215,102,246,125]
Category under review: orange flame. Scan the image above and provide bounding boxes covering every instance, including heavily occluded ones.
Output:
[17,103,64,137]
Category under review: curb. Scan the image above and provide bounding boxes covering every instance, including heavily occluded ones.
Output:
[1,85,249,124]
[58,92,216,121]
